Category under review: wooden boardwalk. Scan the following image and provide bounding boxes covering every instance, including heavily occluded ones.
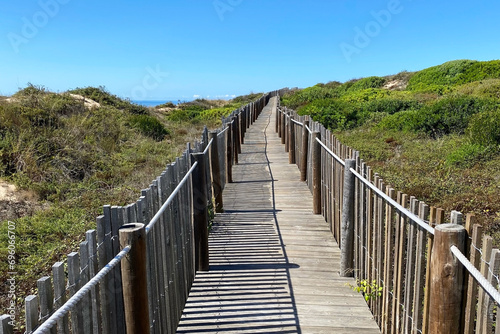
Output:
[177,97,380,333]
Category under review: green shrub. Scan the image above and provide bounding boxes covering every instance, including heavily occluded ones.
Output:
[347,76,387,91]
[455,79,500,99]
[299,98,367,130]
[467,109,500,146]
[339,88,391,103]
[362,97,421,114]
[419,96,498,136]
[70,86,148,114]
[378,109,424,132]
[407,60,478,91]
[128,114,169,141]
[457,60,500,84]
[407,60,500,93]
[281,86,338,109]
[445,142,490,167]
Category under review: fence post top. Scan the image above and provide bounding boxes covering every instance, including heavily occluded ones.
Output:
[119,223,145,233]
[435,223,466,233]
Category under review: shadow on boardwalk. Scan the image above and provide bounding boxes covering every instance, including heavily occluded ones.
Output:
[177,98,380,334]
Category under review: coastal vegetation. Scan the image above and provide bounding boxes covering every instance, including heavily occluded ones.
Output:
[281,59,500,240]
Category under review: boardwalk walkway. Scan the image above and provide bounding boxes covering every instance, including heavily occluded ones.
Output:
[177,97,380,333]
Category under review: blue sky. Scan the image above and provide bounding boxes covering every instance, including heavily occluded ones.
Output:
[1,0,499,100]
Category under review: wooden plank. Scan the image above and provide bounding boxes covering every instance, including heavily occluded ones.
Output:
[375,177,384,325]
[79,241,92,334]
[0,315,13,334]
[52,262,69,334]
[37,276,55,334]
[96,215,111,334]
[412,202,429,334]
[86,229,102,334]
[24,295,38,334]
[464,219,481,334]
[482,249,500,332]
[68,252,83,334]
[476,235,493,334]
[382,187,395,334]
[394,193,408,334]
[365,166,374,311]
[403,197,418,333]
[422,207,438,334]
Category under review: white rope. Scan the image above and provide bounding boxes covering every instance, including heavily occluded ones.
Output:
[145,161,198,233]
[315,137,345,166]
[33,246,132,334]
[217,126,229,136]
[305,124,312,134]
[202,138,214,155]
[350,167,435,235]
[291,118,304,126]
[451,245,500,305]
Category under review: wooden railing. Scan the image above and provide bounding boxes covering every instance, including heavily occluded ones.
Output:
[277,103,500,334]
[0,90,283,334]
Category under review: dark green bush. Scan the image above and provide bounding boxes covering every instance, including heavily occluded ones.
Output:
[299,98,367,130]
[418,96,498,136]
[128,114,169,141]
[378,109,424,132]
[362,98,421,114]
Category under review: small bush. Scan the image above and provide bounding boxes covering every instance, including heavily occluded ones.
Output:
[467,109,500,146]
[362,97,421,115]
[299,98,367,130]
[347,76,387,91]
[419,96,498,136]
[128,114,169,141]
[378,109,424,132]
[445,142,490,167]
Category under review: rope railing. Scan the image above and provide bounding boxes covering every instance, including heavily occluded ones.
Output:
[145,161,199,234]
[291,118,303,126]
[33,246,132,334]
[451,245,500,305]
[316,137,345,167]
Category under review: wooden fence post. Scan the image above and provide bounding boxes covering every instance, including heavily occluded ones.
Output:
[210,131,223,213]
[277,108,282,136]
[275,106,279,133]
[281,111,286,144]
[0,315,13,334]
[300,119,309,182]
[289,116,296,164]
[429,224,466,334]
[232,118,239,165]
[340,159,356,277]
[119,223,150,334]
[192,152,210,272]
[226,120,233,183]
[312,131,321,214]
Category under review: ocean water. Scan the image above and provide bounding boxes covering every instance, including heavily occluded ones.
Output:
[132,99,193,107]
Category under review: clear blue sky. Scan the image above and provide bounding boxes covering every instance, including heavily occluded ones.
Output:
[1,0,499,100]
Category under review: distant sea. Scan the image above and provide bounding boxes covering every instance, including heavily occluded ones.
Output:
[132,99,193,107]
